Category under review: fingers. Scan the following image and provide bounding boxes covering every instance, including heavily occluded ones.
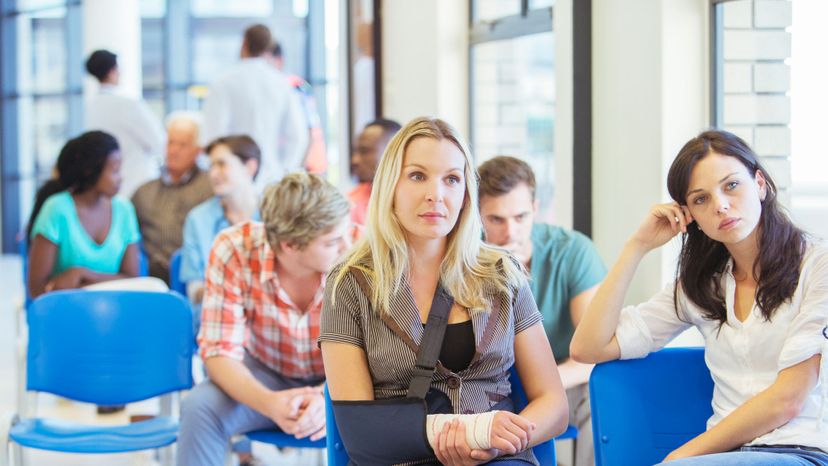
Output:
[309,423,326,442]
[469,449,498,462]
[446,419,465,465]
[286,393,306,419]
[654,203,689,234]
[435,420,474,466]
[292,395,325,439]
[490,412,532,454]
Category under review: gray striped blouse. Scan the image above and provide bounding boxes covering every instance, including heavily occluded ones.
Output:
[320,264,544,465]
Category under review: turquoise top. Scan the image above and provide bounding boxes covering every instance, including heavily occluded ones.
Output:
[529,223,606,362]
[30,191,141,277]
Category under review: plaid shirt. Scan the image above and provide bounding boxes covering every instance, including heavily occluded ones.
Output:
[198,221,325,380]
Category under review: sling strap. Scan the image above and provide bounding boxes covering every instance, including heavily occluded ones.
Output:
[349,267,454,400]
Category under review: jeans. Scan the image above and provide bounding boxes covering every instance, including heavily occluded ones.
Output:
[656,445,828,466]
[176,351,323,466]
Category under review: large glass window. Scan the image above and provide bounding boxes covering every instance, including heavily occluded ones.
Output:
[470,3,557,223]
[471,33,556,221]
[1,1,82,251]
[789,1,828,239]
[708,1,828,238]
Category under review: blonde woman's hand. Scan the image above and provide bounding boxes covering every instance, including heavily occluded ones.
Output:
[488,411,534,454]
[435,420,499,466]
[629,203,694,253]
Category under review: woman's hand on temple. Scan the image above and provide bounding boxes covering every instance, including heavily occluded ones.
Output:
[629,203,694,253]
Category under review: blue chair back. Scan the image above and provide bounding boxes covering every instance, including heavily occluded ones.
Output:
[169,249,186,295]
[324,367,556,465]
[26,290,194,405]
[325,385,350,466]
[18,232,32,306]
[589,347,714,466]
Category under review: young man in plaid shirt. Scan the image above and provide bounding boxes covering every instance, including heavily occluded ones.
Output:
[177,173,351,466]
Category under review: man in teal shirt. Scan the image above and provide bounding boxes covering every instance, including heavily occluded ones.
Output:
[478,156,606,466]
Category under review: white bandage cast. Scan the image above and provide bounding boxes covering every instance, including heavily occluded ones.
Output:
[425,411,499,450]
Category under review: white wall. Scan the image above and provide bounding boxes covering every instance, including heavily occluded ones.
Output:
[82,0,142,99]
[592,0,708,305]
[381,0,469,135]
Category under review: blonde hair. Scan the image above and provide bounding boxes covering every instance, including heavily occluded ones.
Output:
[334,117,525,315]
[261,172,350,250]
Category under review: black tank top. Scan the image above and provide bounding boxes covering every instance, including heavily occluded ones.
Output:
[435,320,475,373]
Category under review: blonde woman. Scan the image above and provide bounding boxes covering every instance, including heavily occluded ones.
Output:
[320,117,568,465]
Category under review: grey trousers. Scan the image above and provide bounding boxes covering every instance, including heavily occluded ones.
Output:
[566,383,594,466]
[176,351,323,466]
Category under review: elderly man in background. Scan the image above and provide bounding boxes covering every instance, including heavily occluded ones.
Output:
[132,112,213,283]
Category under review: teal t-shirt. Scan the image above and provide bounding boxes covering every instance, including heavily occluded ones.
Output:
[529,223,606,362]
[30,191,141,277]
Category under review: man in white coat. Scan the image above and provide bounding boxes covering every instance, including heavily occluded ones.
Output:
[84,49,165,197]
[201,24,308,190]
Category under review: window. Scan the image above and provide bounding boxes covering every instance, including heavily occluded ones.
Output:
[470,0,591,233]
[1,1,82,252]
[471,33,556,220]
[710,0,828,238]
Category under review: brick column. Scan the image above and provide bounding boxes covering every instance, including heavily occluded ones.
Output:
[722,0,792,205]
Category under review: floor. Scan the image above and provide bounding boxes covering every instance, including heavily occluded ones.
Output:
[0,254,323,465]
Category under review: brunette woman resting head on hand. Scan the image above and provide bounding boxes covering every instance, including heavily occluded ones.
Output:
[571,130,828,466]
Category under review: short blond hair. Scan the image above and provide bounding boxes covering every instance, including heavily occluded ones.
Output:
[261,172,350,250]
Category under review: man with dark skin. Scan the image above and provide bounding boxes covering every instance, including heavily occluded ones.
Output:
[347,119,401,227]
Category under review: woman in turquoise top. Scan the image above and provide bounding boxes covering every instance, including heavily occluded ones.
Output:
[28,131,142,298]
[180,135,260,304]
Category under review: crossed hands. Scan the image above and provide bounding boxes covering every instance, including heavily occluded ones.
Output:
[265,386,326,441]
[434,411,535,466]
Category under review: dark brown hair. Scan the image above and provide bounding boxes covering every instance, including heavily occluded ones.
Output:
[206,135,262,179]
[477,155,536,201]
[243,24,272,57]
[667,130,806,324]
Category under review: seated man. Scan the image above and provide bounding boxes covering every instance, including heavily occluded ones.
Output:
[177,173,352,466]
[348,119,401,227]
[478,156,607,466]
[131,112,213,282]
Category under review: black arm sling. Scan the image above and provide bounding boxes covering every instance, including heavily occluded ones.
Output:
[331,269,454,466]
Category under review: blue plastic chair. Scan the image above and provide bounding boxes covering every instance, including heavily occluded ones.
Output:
[245,427,326,449]
[138,243,150,277]
[169,249,186,296]
[589,347,714,466]
[325,366,557,465]
[4,290,194,466]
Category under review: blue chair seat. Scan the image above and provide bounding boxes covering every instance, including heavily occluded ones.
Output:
[245,429,325,449]
[10,416,179,453]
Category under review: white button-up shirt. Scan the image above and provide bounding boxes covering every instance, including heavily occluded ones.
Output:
[201,58,309,190]
[616,241,828,452]
[85,85,165,197]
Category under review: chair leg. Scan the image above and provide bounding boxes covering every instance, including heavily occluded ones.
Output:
[159,444,174,466]
[571,437,578,466]
[9,443,22,466]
